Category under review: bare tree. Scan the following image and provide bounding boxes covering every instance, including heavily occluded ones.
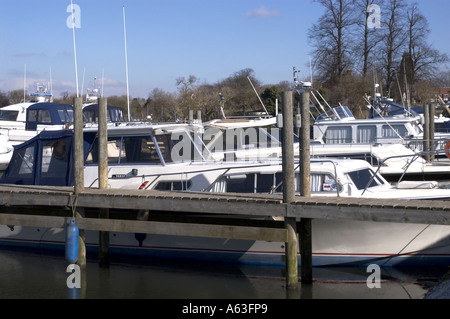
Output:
[176,75,199,120]
[354,0,385,77]
[308,0,357,83]
[405,3,448,82]
[147,88,178,122]
[380,0,408,96]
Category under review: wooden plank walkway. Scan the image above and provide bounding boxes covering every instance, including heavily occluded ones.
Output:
[0,185,450,225]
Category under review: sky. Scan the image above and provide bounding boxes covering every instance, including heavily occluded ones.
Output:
[0,0,449,99]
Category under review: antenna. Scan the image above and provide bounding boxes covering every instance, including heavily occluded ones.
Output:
[23,64,26,103]
[81,68,86,101]
[49,67,53,102]
[101,69,104,98]
[123,6,131,121]
[70,0,79,97]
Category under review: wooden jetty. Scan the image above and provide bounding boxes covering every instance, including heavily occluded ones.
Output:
[1,184,450,289]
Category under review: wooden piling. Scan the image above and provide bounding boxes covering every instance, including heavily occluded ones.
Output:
[429,103,435,162]
[282,91,295,204]
[299,89,312,284]
[424,104,431,162]
[281,91,298,289]
[300,90,311,198]
[98,97,108,189]
[73,97,84,194]
[98,97,110,265]
[73,96,86,268]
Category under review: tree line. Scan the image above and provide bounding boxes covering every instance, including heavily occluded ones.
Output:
[308,0,449,117]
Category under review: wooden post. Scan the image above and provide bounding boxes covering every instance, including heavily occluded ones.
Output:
[429,103,435,162]
[299,89,313,284]
[300,90,311,198]
[73,96,86,268]
[98,97,108,189]
[424,104,430,162]
[281,91,298,290]
[73,97,84,194]
[282,91,295,204]
[98,97,110,265]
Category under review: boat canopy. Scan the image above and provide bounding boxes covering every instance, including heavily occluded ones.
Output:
[25,103,74,131]
[0,130,95,186]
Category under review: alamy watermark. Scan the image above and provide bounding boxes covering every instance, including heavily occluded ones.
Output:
[366,264,381,288]
[66,3,81,29]
[66,264,81,289]
[367,4,381,29]
[169,127,283,163]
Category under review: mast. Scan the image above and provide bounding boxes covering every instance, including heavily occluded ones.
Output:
[23,64,26,103]
[123,6,131,121]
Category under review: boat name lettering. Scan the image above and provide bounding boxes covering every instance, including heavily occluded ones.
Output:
[112,174,127,179]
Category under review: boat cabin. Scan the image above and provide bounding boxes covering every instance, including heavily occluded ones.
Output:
[0,124,205,187]
[25,103,74,131]
[313,105,423,145]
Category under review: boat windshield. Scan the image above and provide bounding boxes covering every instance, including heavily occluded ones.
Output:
[86,131,204,165]
[346,168,385,190]
[316,106,354,121]
[58,108,74,123]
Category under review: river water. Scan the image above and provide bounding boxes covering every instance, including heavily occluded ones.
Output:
[0,247,447,300]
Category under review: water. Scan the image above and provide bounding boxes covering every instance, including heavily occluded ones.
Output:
[0,248,447,300]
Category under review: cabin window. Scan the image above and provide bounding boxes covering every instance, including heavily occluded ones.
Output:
[39,138,71,185]
[208,172,341,194]
[310,174,340,192]
[154,180,192,191]
[0,110,19,121]
[357,126,376,143]
[346,168,384,190]
[8,144,36,179]
[382,125,408,139]
[57,109,74,123]
[117,136,162,164]
[324,126,352,144]
[38,110,52,124]
[86,134,171,164]
[28,110,37,122]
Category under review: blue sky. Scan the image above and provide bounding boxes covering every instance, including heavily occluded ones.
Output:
[0,0,449,99]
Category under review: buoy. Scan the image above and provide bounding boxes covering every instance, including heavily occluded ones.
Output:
[65,219,79,264]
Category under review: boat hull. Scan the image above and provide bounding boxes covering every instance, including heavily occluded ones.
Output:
[1,218,449,267]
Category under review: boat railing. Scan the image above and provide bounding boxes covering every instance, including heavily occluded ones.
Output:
[369,149,448,188]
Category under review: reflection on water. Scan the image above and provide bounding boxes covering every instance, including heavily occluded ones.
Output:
[0,248,447,299]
